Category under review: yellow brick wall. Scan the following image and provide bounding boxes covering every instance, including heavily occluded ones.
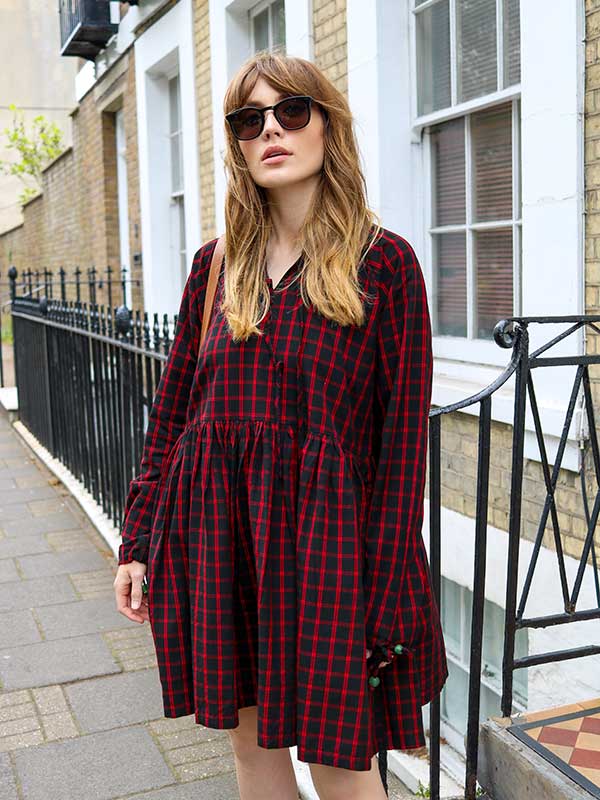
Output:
[313,0,348,96]
[0,52,143,309]
[193,0,217,243]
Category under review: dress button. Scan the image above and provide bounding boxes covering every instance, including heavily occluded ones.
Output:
[368,676,380,688]
[394,644,404,655]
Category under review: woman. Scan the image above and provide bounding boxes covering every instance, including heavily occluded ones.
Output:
[114,52,447,800]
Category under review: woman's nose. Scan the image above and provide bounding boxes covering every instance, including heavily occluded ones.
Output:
[262,108,282,135]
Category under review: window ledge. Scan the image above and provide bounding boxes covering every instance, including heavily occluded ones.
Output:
[432,359,581,473]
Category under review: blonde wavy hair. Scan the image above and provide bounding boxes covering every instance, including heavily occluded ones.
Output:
[220,51,382,342]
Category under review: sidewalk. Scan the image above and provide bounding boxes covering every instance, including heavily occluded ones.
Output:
[0,406,415,800]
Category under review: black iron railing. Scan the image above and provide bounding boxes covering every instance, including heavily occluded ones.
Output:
[7,266,600,799]
[58,0,118,60]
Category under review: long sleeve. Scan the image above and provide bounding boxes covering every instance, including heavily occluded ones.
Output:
[363,238,433,674]
[117,241,216,565]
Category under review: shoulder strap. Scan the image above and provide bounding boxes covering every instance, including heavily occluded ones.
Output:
[200,235,225,349]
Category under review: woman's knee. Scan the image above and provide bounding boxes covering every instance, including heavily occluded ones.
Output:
[308,755,381,800]
[227,705,260,758]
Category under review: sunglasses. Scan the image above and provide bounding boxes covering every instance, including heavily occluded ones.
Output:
[225,95,314,141]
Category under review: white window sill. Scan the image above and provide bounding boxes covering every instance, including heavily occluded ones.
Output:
[432,358,581,473]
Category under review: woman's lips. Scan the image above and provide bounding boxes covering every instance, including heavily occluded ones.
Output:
[262,153,290,164]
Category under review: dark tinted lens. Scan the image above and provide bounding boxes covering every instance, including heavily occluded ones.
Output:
[276,98,310,129]
[230,108,263,139]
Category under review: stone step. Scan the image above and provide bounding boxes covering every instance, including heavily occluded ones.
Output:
[478,712,598,800]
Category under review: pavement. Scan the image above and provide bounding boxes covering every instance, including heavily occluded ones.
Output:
[0,404,415,800]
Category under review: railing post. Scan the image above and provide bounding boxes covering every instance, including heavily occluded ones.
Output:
[428,413,442,800]
[464,396,492,800]
[7,266,18,391]
[40,295,55,454]
[501,325,529,717]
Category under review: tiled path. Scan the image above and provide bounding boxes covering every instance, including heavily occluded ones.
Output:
[509,699,600,798]
[0,408,415,800]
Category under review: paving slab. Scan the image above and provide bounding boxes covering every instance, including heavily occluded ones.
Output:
[16,549,106,579]
[35,597,131,639]
[0,608,42,648]
[65,668,165,732]
[0,574,77,612]
[13,726,174,800]
[0,535,51,559]
[1,509,81,537]
[0,486,60,506]
[116,773,241,800]
[0,751,18,800]
[0,502,30,522]
[0,633,121,689]
[0,559,19,583]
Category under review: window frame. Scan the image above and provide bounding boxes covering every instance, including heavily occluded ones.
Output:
[249,0,285,54]
[425,98,522,353]
[167,72,187,290]
[412,0,522,365]
[439,575,528,754]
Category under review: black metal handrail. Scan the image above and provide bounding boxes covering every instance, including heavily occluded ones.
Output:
[7,265,600,800]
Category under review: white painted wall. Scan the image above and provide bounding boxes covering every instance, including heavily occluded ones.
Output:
[134,0,201,314]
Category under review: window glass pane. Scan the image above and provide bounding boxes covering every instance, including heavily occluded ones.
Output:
[503,0,521,86]
[457,0,497,103]
[431,117,466,226]
[472,104,512,222]
[169,76,183,194]
[253,7,269,52]
[482,596,504,685]
[179,197,186,287]
[475,228,513,339]
[416,0,451,116]
[271,0,286,52]
[480,681,502,722]
[441,578,462,658]
[433,232,467,337]
[441,659,469,736]
[169,75,180,134]
[171,131,182,193]
[516,99,521,217]
[513,627,528,704]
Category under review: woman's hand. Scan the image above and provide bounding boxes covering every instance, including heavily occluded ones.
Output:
[114,561,149,624]
[366,648,391,671]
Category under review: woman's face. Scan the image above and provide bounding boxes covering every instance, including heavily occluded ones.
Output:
[234,77,326,193]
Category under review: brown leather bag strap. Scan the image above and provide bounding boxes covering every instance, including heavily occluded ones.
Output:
[200,235,225,349]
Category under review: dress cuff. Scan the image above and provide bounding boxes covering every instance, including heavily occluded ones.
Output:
[366,637,408,689]
[118,537,150,565]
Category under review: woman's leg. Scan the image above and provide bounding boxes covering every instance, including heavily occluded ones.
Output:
[226,705,299,800]
[308,754,388,800]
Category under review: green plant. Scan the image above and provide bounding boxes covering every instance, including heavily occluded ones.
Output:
[0,104,64,205]
[414,777,485,797]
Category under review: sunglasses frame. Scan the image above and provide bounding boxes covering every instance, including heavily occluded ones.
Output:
[225,95,314,141]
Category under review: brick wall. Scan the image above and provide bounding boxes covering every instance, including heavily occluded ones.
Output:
[193,0,216,243]
[313,0,348,96]
[0,51,144,310]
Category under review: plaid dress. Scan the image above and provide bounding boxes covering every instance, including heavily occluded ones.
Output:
[118,227,448,771]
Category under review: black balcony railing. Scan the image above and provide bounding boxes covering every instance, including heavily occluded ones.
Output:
[7,264,600,800]
[59,0,118,60]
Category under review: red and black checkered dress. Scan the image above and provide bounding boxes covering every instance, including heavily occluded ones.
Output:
[118,226,448,771]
